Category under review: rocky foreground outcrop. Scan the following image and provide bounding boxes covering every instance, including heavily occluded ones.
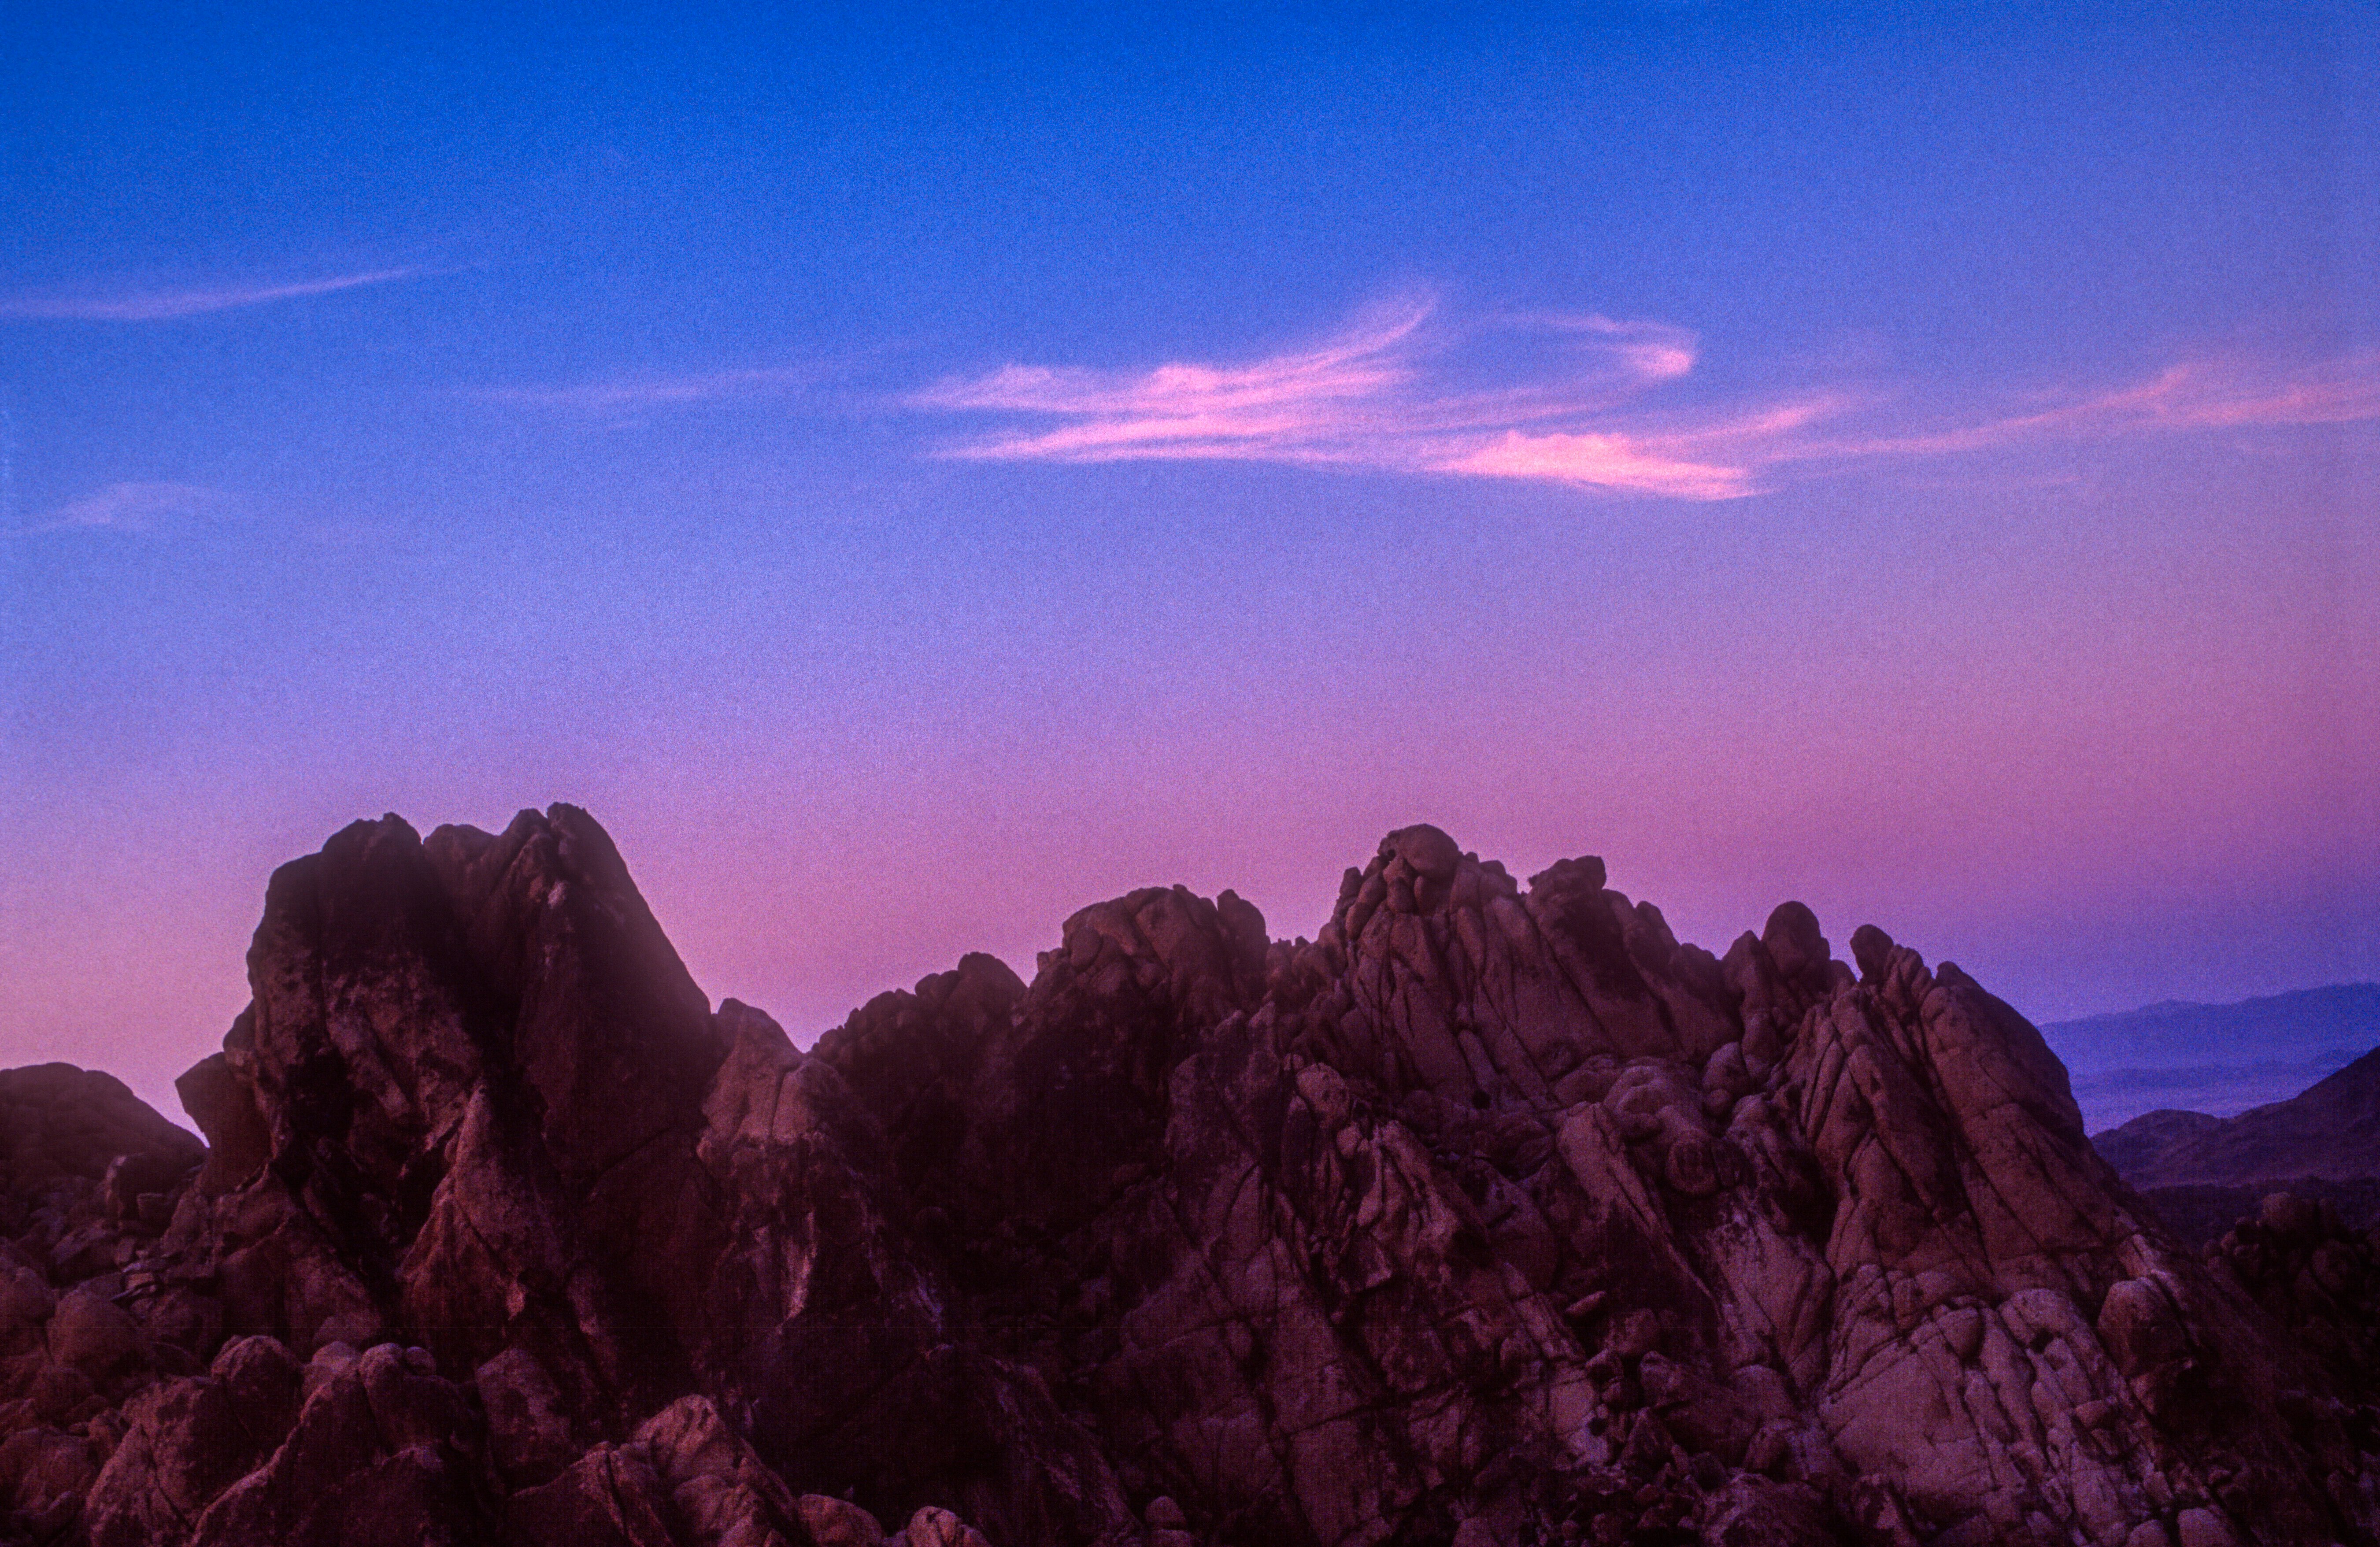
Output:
[4,806,2379,1545]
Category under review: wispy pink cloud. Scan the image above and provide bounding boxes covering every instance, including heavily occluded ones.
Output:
[906,297,2380,500]
[17,482,229,535]
[911,298,1748,498]
[914,297,1435,466]
[1438,432,1754,501]
[0,268,417,322]
[1795,355,2380,459]
[470,368,815,414]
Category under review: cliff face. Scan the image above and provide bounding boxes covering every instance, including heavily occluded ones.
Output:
[1,807,2375,1547]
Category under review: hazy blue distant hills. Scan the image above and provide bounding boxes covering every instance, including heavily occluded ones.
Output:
[2095,1044,2380,1189]
[2086,1034,2380,1248]
[2042,983,2380,1133]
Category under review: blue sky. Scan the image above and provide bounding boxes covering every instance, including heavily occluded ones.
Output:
[3,0,2376,1117]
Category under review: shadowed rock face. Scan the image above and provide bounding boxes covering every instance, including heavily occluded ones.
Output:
[2,808,2376,1547]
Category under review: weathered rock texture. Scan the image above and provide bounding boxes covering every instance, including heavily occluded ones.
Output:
[4,807,2378,1546]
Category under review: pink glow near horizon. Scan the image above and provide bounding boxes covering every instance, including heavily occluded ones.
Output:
[11,614,2371,1134]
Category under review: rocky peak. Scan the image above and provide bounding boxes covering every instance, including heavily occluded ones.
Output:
[1,812,2375,1547]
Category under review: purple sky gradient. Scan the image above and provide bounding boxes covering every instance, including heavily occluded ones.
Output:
[2,2,2375,1121]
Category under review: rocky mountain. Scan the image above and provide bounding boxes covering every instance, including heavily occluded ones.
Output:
[5,805,2379,1546]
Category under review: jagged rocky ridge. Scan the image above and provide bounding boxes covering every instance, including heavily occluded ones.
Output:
[4,807,2378,1546]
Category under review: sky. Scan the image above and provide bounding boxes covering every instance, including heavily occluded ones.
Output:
[2,1,2376,1122]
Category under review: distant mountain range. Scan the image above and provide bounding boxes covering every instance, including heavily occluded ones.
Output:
[2072,988,2380,1248]
[2041,982,2380,1132]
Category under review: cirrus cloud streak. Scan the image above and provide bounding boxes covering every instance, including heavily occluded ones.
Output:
[908,298,2380,501]
[468,367,817,415]
[14,482,230,536]
[909,298,1757,499]
[0,268,418,322]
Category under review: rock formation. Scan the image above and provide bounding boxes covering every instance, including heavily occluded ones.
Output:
[4,806,2378,1545]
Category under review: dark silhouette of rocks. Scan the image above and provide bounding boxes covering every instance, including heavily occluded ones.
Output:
[2133,1180,2380,1255]
[3,806,2377,1544]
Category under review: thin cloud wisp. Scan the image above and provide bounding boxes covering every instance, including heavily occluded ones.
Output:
[0,269,418,322]
[909,299,1747,498]
[16,482,229,535]
[907,300,2380,500]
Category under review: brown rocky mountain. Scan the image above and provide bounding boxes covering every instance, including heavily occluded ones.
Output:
[5,805,2379,1546]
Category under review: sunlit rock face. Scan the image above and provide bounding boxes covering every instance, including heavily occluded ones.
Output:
[1,806,2374,1546]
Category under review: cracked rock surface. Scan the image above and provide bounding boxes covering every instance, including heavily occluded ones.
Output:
[2,807,2375,1545]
